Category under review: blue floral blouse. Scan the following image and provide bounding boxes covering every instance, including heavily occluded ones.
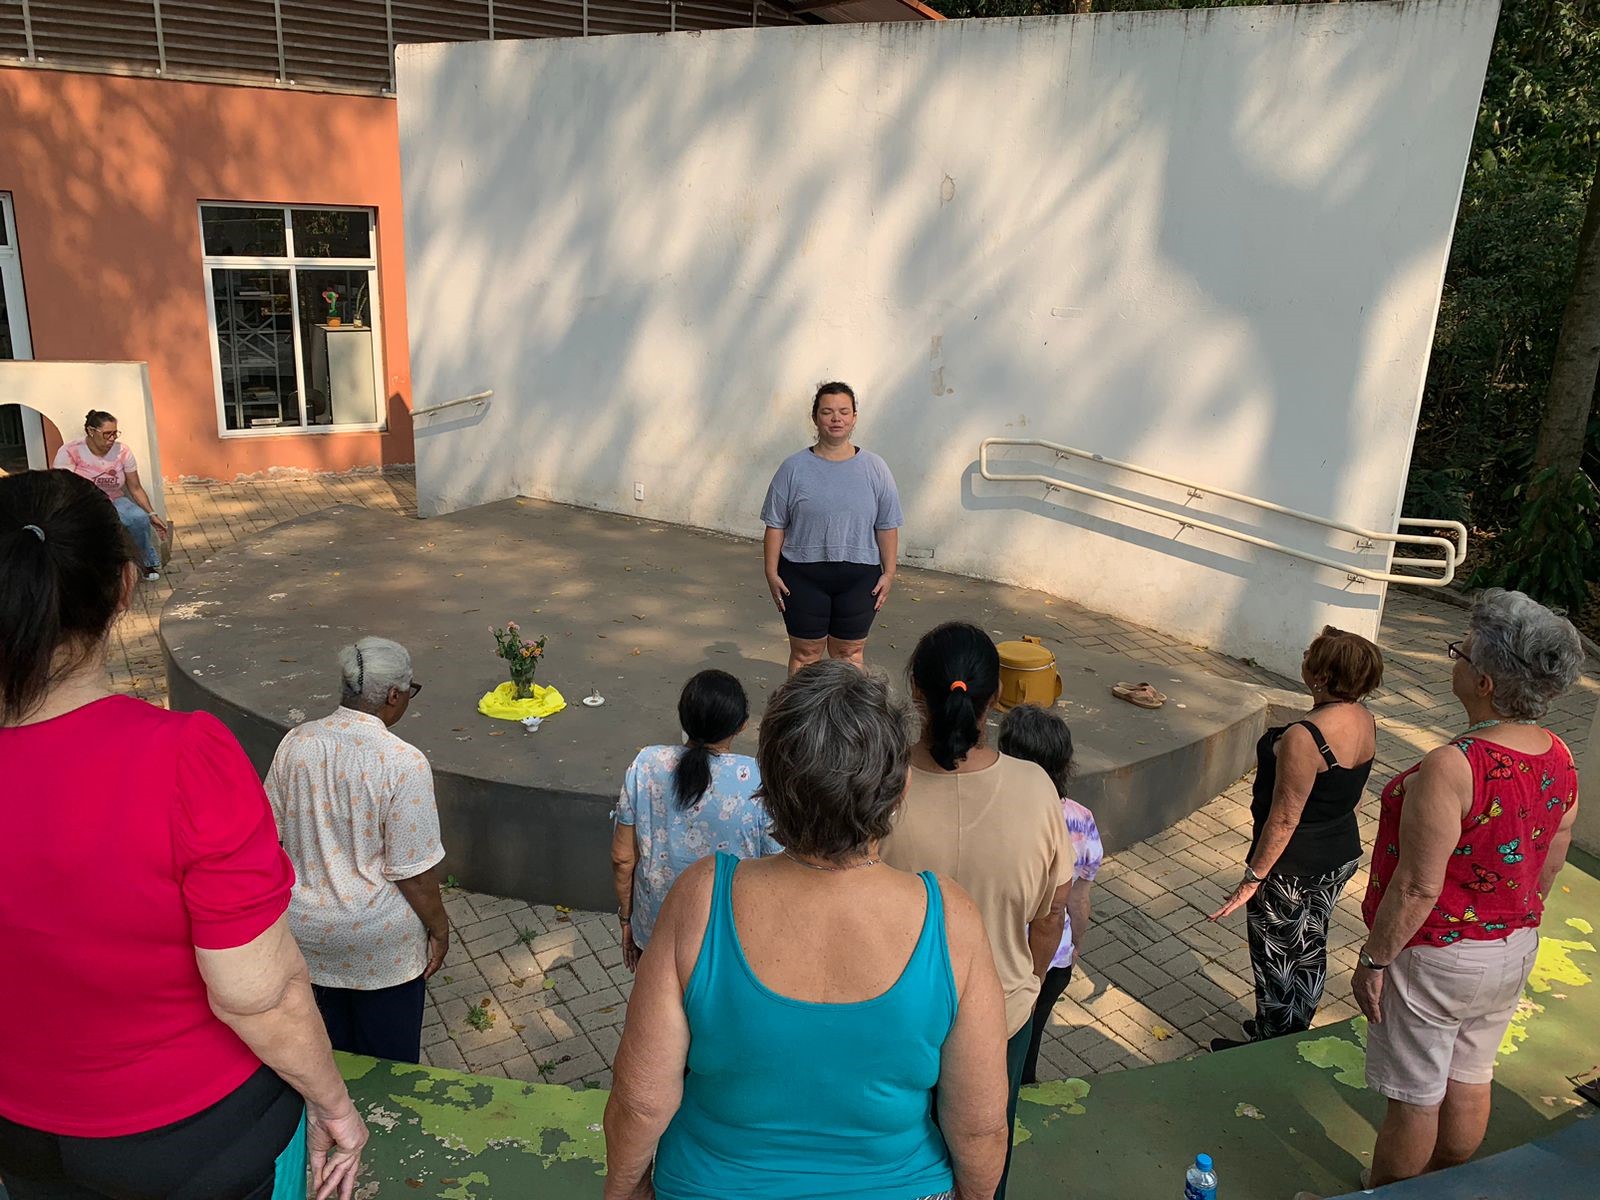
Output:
[615,745,781,946]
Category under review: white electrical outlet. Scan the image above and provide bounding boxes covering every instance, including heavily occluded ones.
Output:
[633,481,645,501]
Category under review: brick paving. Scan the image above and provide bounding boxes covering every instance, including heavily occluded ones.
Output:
[111,471,1600,1088]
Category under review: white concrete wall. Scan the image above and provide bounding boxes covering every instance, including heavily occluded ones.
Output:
[398,1,1497,676]
[0,361,165,516]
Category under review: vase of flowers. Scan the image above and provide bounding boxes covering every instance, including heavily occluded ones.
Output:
[491,621,547,699]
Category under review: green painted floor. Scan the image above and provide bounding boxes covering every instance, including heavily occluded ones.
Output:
[341,856,1599,1198]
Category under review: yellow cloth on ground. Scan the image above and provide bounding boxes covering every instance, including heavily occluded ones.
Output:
[478,681,567,721]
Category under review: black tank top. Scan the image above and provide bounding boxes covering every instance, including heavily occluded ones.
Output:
[1247,717,1373,877]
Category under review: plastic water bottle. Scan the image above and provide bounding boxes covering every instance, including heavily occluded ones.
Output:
[1184,1153,1218,1200]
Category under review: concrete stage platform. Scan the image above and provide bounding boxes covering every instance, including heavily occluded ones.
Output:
[162,499,1300,909]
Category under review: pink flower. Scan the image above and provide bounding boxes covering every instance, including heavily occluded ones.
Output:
[507,621,520,632]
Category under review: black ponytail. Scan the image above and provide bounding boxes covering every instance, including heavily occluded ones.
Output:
[908,621,1000,771]
[672,669,750,809]
[1,471,133,724]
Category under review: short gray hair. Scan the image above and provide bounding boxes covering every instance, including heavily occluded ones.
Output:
[1469,588,1584,720]
[757,661,915,861]
[338,636,412,708]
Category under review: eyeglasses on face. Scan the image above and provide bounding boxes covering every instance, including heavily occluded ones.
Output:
[1446,640,1474,667]
[92,427,119,439]
[404,681,422,699]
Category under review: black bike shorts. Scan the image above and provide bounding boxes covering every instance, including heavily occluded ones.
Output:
[778,556,881,642]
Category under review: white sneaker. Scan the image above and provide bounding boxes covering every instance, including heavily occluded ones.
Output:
[144,568,161,582]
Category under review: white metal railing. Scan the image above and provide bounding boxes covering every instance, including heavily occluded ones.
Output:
[412,389,493,420]
[978,437,1468,588]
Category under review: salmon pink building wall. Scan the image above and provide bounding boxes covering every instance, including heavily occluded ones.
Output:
[0,68,413,480]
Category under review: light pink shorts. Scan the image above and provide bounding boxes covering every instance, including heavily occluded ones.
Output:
[1365,927,1539,1106]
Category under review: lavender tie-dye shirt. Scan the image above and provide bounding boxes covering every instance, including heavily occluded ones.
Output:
[614,744,781,947]
[1052,796,1104,969]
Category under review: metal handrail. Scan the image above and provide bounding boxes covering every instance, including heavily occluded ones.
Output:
[978,437,1467,588]
[413,389,493,419]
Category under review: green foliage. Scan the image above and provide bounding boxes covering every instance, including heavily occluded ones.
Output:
[1415,0,1600,538]
[1472,468,1599,614]
[1403,467,1474,531]
[464,999,496,1032]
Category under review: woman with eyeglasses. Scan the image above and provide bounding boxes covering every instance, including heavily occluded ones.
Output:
[53,408,169,582]
[1347,590,1582,1192]
[266,637,449,1065]
[0,469,367,1200]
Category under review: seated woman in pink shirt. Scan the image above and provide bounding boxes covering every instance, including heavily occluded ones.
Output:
[52,408,168,581]
[0,470,366,1200]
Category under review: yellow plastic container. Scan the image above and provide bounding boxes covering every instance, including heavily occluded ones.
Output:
[996,635,1062,711]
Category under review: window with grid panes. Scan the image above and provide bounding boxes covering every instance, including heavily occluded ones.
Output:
[201,204,385,435]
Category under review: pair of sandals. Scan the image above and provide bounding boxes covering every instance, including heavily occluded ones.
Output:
[1111,681,1166,709]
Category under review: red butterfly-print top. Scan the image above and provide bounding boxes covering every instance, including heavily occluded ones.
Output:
[1362,732,1578,949]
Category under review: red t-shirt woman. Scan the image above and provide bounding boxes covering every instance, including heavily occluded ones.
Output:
[0,470,367,1199]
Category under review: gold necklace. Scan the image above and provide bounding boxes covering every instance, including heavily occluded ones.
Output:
[783,850,880,872]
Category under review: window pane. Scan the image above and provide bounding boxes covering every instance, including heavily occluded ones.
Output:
[0,278,14,360]
[212,269,301,431]
[202,206,287,257]
[297,268,379,426]
[292,209,372,259]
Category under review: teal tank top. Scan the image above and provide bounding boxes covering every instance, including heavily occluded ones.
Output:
[653,853,958,1200]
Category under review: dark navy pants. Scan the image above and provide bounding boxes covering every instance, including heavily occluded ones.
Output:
[312,972,427,1063]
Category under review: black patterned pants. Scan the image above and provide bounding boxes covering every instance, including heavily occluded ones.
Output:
[1245,857,1360,1040]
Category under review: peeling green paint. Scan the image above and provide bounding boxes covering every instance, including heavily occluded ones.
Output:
[1234,1102,1265,1120]
[1297,1033,1367,1089]
[337,1053,379,1081]
[1020,1077,1091,1115]
[1526,937,1594,994]
[1499,935,1594,1056]
[439,1170,492,1199]
[1498,996,1543,1057]
[385,1072,607,1172]
[1014,1077,1091,1145]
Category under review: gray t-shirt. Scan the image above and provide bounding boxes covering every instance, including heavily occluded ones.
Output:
[761,447,903,566]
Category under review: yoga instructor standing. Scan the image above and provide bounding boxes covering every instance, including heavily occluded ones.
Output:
[762,382,903,675]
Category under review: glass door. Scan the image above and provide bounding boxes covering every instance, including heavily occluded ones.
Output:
[0,193,43,473]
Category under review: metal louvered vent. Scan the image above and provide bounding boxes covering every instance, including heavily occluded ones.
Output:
[0,2,31,59]
[159,1,282,83]
[2,0,816,94]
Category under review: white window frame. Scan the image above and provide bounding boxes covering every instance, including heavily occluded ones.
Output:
[0,192,49,470]
[199,202,386,438]
[0,194,35,361]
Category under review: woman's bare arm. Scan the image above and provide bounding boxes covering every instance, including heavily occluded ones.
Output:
[935,880,1010,1200]
[1210,724,1320,921]
[196,917,367,1200]
[123,470,168,533]
[603,862,708,1199]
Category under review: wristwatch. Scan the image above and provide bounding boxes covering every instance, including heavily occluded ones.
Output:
[1358,949,1389,972]
[1242,864,1264,885]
